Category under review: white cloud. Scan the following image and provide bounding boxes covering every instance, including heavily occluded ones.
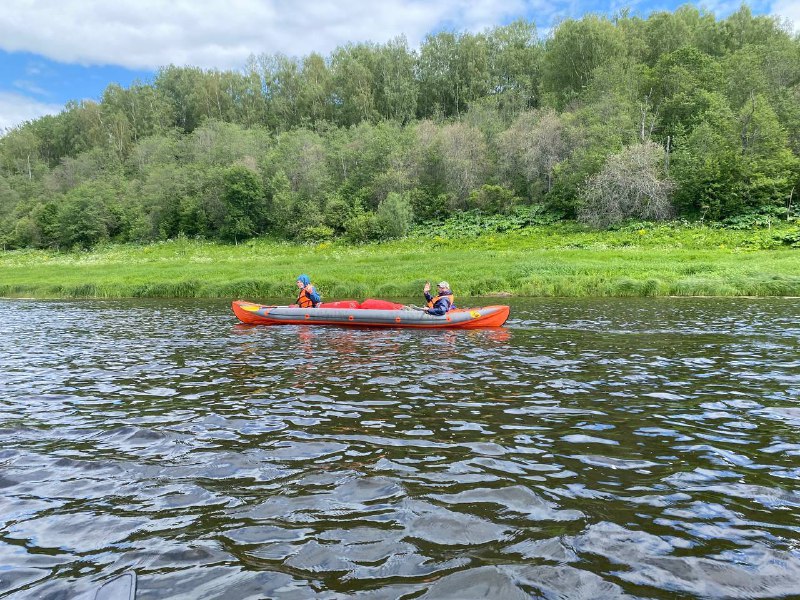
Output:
[13,80,48,96]
[0,0,554,71]
[0,1,792,74]
[772,0,800,33]
[0,92,62,132]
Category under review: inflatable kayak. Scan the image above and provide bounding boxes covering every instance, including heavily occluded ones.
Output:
[232,299,510,328]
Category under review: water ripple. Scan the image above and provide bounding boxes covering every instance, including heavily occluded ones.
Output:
[1,297,799,598]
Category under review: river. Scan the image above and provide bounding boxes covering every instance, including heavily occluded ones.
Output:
[1,298,799,599]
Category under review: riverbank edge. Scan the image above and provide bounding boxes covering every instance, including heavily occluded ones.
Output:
[1,231,799,299]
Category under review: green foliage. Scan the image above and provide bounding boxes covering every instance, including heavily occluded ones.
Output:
[670,91,799,220]
[375,36,418,122]
[542,15,626,108]
[323,193,355,233]
[220,164,265,242]
[485,20,541,110]
[344,211,384,242]
[3,223,799,299]
[414,204,561,237]
[33,201,60,246]
[467,185,519,213]
[719,206,788,229]
[298,224,335,243]
[639,6,716,65]
[773,226,800,247]
[330,43,379,126]
[651,47,725,136]
[376,192,414,238]
[10,216,41,248]
[497,109,569,200]
[0,7,798,247]
[55,181,124,249]
[406,188,450,222]
[265,128,331,201]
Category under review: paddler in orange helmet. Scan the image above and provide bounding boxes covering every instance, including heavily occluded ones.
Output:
[295,274,321,308]
[423,280,455,315]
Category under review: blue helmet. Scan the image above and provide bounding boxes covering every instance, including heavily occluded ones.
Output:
[297,274,310,286]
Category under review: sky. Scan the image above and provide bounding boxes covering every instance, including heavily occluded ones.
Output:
[0,0,798,131]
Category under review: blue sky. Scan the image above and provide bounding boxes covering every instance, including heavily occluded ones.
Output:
[0,0,796,131]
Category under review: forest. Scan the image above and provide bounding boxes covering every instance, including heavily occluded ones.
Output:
[0,5,798,250]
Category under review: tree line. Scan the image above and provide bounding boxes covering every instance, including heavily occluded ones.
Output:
[1,5,799,249]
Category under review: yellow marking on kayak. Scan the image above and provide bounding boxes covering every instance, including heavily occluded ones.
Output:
[470,310,481,318]
[241,304,261,312]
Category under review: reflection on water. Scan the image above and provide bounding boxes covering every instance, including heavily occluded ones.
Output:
[1,297,799,599]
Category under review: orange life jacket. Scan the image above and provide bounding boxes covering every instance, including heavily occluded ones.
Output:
[426,293,455,311]
[297,288,318,308]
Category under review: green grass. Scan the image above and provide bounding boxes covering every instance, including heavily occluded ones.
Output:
[1,223,799,299]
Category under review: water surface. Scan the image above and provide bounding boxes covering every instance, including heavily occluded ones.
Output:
[1,298,799,599]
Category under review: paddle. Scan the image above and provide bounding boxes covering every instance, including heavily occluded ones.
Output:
[403,304,427,311]
[72,571,136,600]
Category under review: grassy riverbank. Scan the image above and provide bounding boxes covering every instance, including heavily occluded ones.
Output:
[2,222,799,299]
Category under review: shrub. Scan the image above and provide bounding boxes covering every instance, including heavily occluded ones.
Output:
[407,188,451,221]
[376,192,414,238]
[323,194,354,234]
[773,226,800,247]
[578,141,675,228]
[467,185,519,214]
[719,206,787,229]
[298,224,335,243]
[344,212,384,242]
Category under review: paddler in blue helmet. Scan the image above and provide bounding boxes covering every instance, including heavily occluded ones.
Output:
[423,280,455,315]
[295,274,321,308]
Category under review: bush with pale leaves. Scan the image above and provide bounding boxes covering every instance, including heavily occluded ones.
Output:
[578,142,675,228]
